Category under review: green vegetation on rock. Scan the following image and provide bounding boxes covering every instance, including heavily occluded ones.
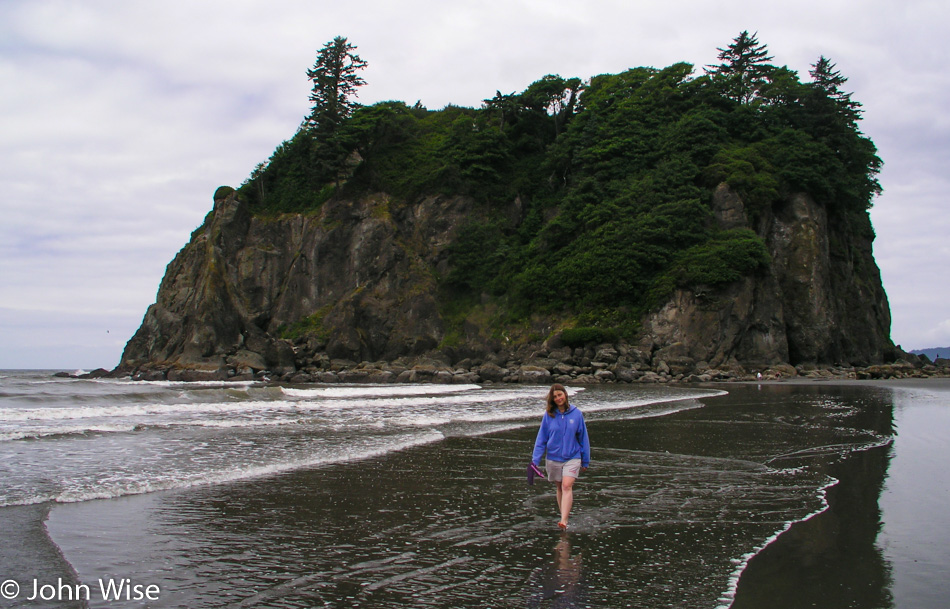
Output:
[277,305,333,342]
[236,31,881,331]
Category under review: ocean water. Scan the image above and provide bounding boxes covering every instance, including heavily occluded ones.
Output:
[0,371,947,608]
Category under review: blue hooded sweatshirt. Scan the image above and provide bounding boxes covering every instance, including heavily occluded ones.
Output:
[532,404,590,468]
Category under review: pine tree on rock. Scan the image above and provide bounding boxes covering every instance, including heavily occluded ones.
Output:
[307,36,368,135]
[809,55,863,127]
[706,30,774,105]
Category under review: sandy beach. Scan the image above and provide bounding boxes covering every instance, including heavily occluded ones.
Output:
[2,376,948,608]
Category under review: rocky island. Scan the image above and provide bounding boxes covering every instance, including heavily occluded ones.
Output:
[111,33,941,384]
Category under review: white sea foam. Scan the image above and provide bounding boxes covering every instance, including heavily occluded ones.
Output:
[0,423,140,441]
[50,430,445,505]
[185,417,312,429]
[0,400,299,422]
[281,383,482,398]
[714,432,894,608]
[89,377,259,389]
[0,430,446,507]
[286,390,548,412]
[0,387,543,423]
[0,386,726,441]
[0,371,731,513]
[581,390,725,414]
[715,476,838,609]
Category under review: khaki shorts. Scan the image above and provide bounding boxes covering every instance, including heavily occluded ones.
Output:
[545,458,582,482]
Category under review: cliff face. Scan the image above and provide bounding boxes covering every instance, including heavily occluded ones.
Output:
[121,191,475,377]
[119,183,892,379]
[638,184,892,370]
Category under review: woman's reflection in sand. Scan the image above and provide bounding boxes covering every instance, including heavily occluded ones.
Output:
[528,533,586,607]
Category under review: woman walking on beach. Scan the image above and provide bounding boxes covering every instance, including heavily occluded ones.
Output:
[531,383,590,529]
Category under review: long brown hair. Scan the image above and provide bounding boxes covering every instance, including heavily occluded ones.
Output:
[546,383,569,417]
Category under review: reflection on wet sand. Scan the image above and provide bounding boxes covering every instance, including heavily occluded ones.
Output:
[731,438,894,608]
[528,533,585,607]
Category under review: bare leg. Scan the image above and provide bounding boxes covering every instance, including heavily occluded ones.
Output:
[558,476,576,527]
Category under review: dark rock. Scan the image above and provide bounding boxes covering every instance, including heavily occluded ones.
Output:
[274,340,297,374]
[638,190,891,369]
[368,370,397,383]
[628,349,651,365]
[433,370,454,383]
[116,185,893,380]
[167,367,228,382]
[228,350,268,373]
[476,362,508,383]
[337,369,370,383]
[454,358,477,371]
[451,372,479,384]
[614,367,640,383]
[77,368,111,379]
[329,359,358,371]
[526,357,558,370]
[712,182,749,230]
[770,363,798,377]
[553,363,574,376]
[519,366,552,384]
[288,372,313,384]
[133,369,167,382]
[574,374,601,384]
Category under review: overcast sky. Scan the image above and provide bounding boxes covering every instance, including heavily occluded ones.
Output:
[1,0,948,369]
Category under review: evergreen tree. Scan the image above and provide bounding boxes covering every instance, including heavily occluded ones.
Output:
[804,56,881,209]
[238,35,883,315]
[307,36,368,134]
[810,56,847,93]
[483,91,521,129]
[706,30,774,104]
[809,55,862,126]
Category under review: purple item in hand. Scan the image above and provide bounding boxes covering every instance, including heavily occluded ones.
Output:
[527,462,545,485]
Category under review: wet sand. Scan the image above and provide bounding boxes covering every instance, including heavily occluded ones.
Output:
[25,380,950,608]
[734,377,950,608]
[753,377,950,390]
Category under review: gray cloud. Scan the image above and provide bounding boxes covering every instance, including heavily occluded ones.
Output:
[2,0,948,368]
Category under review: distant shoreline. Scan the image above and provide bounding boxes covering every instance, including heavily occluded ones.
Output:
[740,376,950,391]
[13,356,950,387]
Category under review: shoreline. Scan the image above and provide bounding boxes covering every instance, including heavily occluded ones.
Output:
[58,354,950,386]
[728,378,950,608]
[746,376,950,391]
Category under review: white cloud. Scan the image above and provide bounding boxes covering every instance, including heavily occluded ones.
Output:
[933,320,950,346]
[2,0,949,368]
